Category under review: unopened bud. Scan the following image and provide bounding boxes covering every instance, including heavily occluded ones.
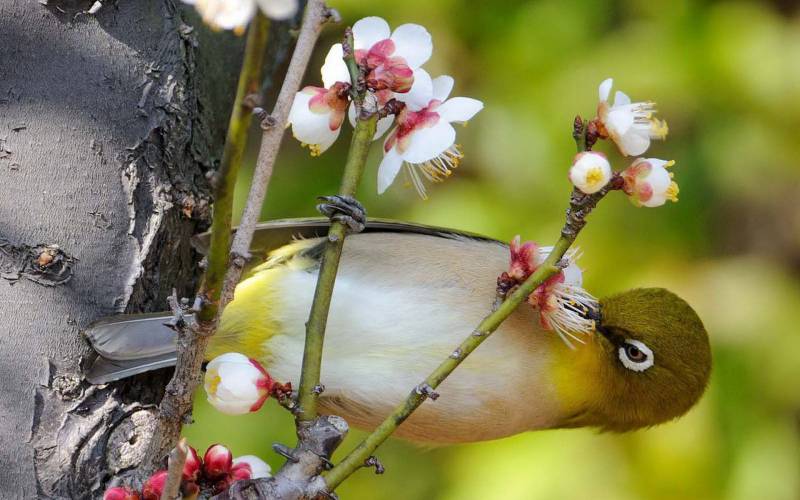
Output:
[204,353,274,415]
[141,470,168,500]
[183,444,202,482]
[231,455,272,481]
[103,486,140,500]
[569,151,612,194]
[203,444,233,479]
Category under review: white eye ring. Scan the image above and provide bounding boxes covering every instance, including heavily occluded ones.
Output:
[618,339,654,372]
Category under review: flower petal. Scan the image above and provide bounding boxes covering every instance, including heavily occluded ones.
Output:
[394,68,433,110]
[389,23,432,68]
[377,146,404,194]
[432,75,454,101]
[401,120,456,163]
[598,78,613,101]
[321,44,350,87]
[352,17,391,50]
[605,107,634,135]
[613,90,631,107]
[617,131,650,156]
[255,0,297,19]
[437,97,483,123]
[287,91,341,153]
[196,0,256,30]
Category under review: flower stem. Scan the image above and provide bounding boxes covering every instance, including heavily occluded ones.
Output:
[144,17,270,470]
[296,113,378,422]
[323,123,601,491]
[198,13,270,324]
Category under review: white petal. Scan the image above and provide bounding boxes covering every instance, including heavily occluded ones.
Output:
[617,130,650,156]
[598,78,613,102]
[352,17,391,50]
[321,44,350,87]
[197,0,256,30]
[437,97,483,123]
[431,75,454,101]
[207,352,250,371]
[374,115,394,140]
[377,146,404,194]
[255,0,297,19]
[401,121,456,163]
[208,394,252,415]
[562,263,583,286]
[395,68,433,110]
[389,23,432,68]
[613,90,631,107]
[605,107,634,135]
[287,92,341,153]
[233,456,272,479]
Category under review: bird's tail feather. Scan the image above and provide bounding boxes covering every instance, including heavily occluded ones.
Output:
[84,313,184,384]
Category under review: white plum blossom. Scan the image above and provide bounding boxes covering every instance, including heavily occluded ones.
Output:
[621,158,679,207]
[597,78,668,156]
[377,71,483,198]
[529,246,598,348]
[287,17,432,155]
[204,353,274,415]
[181,0,298,32]
[231,455,272,481]
[569,151,612,194]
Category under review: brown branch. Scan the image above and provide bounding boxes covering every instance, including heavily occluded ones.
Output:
[160,438,188,500]
[220,0,339,309]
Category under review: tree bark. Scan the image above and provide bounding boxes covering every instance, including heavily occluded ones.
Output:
[0,1,293,497]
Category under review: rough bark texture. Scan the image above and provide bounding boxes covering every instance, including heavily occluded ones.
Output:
[0,0,297,497]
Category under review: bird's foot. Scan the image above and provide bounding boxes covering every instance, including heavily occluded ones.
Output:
[316,195,366,233]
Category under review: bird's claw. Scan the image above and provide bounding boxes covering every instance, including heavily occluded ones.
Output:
[316,195,366,233]
[364,455,385,474]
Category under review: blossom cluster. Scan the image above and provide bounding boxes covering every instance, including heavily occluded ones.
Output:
[499,237,598,348]
[287,17,484,198]
[104,444,271,500]
[568,79,679,208]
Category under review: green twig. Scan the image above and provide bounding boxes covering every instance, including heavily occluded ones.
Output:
[296,114,378,422]
[199,13,270,323]
[323,123,602,491]
[144,16,270,471]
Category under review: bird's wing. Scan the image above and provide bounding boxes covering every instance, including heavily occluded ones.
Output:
[191,217,500,258]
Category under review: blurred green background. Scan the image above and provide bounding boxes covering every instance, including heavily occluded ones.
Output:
[184,1,800,498]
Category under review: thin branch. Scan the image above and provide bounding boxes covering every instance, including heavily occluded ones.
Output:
[143,14,272,470]
[295,37,378,422]
[160,438,189,500]
[322,124,607,492]
[220,0,338,310]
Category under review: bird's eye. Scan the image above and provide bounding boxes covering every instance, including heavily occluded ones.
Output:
[618,339,654,372]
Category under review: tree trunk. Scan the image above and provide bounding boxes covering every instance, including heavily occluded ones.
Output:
[0,1,293,497]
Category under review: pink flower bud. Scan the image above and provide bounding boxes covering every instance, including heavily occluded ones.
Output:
[204,353,275,415]
[621,158,679,208]
[141,470,168,500]
[508,236,538,281]
[182,445,202,482]
[203,444,233,479]
[103,486,140,500]
[231,455,272,481]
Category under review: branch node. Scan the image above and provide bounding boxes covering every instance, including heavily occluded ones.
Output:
[364,456,385,475]
[415,383,440,401]
[449,348,462,359]
[312,383,325,395]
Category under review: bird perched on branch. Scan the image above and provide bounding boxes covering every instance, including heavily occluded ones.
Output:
[85,218,711,443]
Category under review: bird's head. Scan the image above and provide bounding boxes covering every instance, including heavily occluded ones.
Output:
[554,288,711,432]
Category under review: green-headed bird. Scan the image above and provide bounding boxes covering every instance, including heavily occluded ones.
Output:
[85,219,711,443]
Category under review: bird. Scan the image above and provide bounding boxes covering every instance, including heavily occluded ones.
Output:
[85,218,711,444]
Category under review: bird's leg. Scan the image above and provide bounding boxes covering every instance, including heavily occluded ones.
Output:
[316,195,367,233]
[363,456,385,474]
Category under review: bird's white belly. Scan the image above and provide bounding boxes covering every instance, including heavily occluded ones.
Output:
[263,261,562,443]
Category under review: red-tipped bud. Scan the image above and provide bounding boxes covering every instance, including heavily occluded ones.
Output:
[182,445,202,482]
[203,444,233,479]
[103,486,140,500]
[204,353,274,415]
[231,455,272,481]
[141,470,168,500]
